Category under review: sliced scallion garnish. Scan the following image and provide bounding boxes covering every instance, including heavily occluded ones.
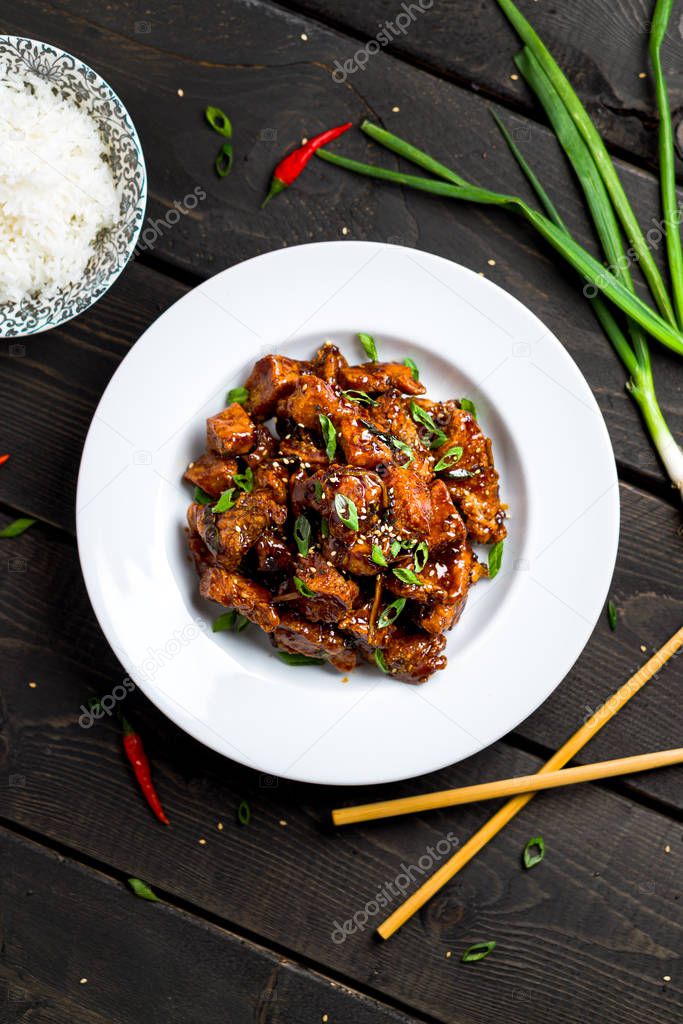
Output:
[377,598,406,629]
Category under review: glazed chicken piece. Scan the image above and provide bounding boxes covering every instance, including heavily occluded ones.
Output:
[272,612,357,671]
[379,630,447,684]
[338,601,391,657]
[199,565,279,632]
[254,531,292,574]
[245,354,308,420]
[184,453,237,498]
[277,373,344,429]
[383,464,433,539]
[294,552,360,623]
[279,429,329,468]
[253,460,289,504]
[243,424,277,468]
[418,541,475,634]
[207,403,257,456]
[310,341,348,383]
[338,361,426,396]
[427,480,467,551]
[188,489,286,569]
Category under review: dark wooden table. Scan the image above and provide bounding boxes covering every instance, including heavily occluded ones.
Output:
[1,3,682,1022]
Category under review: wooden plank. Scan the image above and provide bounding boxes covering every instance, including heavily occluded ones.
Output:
[2,0,682,488]
[0,828,419,1024]
[1,644,680,1024]
[285,0,683,177]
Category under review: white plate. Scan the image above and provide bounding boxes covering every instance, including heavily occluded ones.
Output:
[76,241,619,786]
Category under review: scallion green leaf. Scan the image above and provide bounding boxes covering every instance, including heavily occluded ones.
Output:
[294,514,311,556]
[294,576,317,598]
[374,648,390,673]
[377,598,406,629]
[227,386,249,405]
[461,941,496,963]
[607,599,617,631]
[391,437,415,464]
[334,493,359,530]
[205,105,232,138]
[460,398,477,418]
[409,400,447,447]
[313,480,324,501]
[213,611,236,633]
[488,541,504,579]
[390,540,402,558]
[404,357,420,381]
[392,567,422,587]
[277,651,326,666]
[214,143,233,178]
[343,389,377,406]
[414,541,429,573]
[371,544,388,567]
[212,488,236,513]
[321,518,330,538]
[319,413,337,460]
[237,799,251,825]
[434,446,463,472]
[235,613,250,632]
[358,332,379,361]
[0,517,35,538]
[127,877,161,902]
[193,485,213,505]
[522,835,546,869]
[234,466,254,492]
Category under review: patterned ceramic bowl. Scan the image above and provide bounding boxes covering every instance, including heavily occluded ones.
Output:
[0,36,147,337]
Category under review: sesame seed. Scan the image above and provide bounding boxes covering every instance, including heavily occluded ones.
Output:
[487,258,496,266]
[177,88,185,97]
[640,644,647,652]
[663,975,671,982]
[639,72,647,79]
[341,226,349,236]
[279,819,288,827]
[445,950,452,959]
[198,838,207,846]
[664,844,671,853]
[28,681,37,689]
[217,821,224,830]
[301,33,308,41]
[80,978,88,985]
[322,1015,329,1022]
[391,105,400,113]
[510,73,519,81]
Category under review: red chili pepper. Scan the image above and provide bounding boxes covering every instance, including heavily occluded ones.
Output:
[121,714,169,825]
[262,121,353,207]
[0,454,10,466]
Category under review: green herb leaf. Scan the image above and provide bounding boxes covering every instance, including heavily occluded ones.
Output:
[523,835,546,869]
[237,799,251,826]
[227,386,249,406]
[334,493,359,530]
[460,397,477,418]
[294,514,311,556]
[409,400,447,448]
[235,613,250,632]
[393,567,423,587]
[213,611,236,633]
[434,446,463,472]
[391,437,415,464]
[371,544,388,567]
[321,518,330,539]
[214,143,233,178]
[414,541,429,573]
[193,485,213,506]
[127,877,161,902]
[377,598,406,629]
[358,332,379,361]
[313,480,324,501]
[488,541,504,579]
[390,540,402,558]
[400,537,417,550]
[0,517,35,538]
[343,389,377,406]
[607,599,617,631]
[319,413,337,460]
[234,466,254,492]
[374,648,390,673]
[294,576,317,598]
[461,940,496,963]
[404,357,420,381]
[277,651,326,666]
[212,488,236,513]
[205,105,232,137]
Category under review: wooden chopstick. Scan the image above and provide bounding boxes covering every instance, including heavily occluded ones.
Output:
[375,625,683,940]
[333,747,683,825]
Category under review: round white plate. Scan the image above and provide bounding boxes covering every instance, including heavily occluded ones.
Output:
[76,241,619,786]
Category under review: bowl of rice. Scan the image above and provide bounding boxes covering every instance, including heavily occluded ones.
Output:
[0,36,147,337]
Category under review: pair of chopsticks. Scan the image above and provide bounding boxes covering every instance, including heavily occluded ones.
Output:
[331,625,683,940]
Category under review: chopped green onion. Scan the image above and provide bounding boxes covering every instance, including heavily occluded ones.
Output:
[237,799,251,826]
[607,599,617,631]
[294,576,316,598]
[413,541,429,572]
[193,485,213,506]
[334,493,359,530]
[488,541,504,579]
[460,398,477,418]
[371,544,388,567]
[391,437,415,464]
[377,598,406,629]
[410,400,447,447]
[434,446,463,472]
[313,480,324,501]
[0,517,35,538]
[358,332,378,361]
[404,357,420,381]
[235,614,250,632]
[523,835,546,869]
[212,611,236,633]
[212,488,236,513]
[294,514,311,556]
[390,540,402,558]
[319,413,337,460]
[321,518,330,538]
[214,143,233,178]
[461,941,496,963]
[227,386,249,405]
[400,537,417,551]
[277,651,326,666]
[374,648,390,673]
[343,389,377,406]
[393,567,422,587]
[127,877,161,902]
[234,466,254,492]
[205,105,232,137]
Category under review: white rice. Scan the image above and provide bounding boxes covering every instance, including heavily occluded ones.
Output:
[0,72,120,305]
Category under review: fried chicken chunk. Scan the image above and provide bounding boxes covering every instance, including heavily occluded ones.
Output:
[245,355,308,419]
[273,612,357,671]
[199,565,279,632]
[184,453,237,498]
[207,403,256,456]
[338,362,426,396]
